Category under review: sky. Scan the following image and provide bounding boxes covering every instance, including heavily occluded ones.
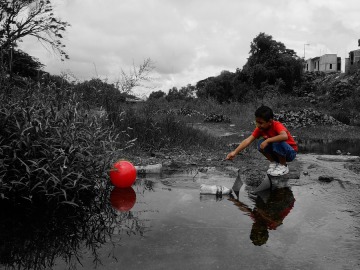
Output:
[21,0,360,97]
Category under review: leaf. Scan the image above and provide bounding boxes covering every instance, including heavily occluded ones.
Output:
[31,181,43,192]
[60,201,79,207]
[17,158,30,174]
[61,188,67,200]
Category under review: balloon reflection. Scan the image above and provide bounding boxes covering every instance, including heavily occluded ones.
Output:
[110,187,137,212]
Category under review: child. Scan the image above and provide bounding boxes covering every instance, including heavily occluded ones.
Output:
[226,105,298,176]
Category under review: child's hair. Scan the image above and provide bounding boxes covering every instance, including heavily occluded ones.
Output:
[255,105,274,122]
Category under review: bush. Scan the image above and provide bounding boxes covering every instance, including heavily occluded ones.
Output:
[0,83,130,205]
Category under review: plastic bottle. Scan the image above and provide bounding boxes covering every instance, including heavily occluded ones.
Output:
[199,184,232,195]
[135,164,162,174]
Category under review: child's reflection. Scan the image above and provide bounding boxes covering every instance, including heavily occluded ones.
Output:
[229,187,295,246]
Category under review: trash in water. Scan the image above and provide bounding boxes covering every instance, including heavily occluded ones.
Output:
[253,175,272,193]
[135,164,162,175]
[199,184,232,195]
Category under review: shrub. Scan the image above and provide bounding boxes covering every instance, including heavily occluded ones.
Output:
[0,83,131,205]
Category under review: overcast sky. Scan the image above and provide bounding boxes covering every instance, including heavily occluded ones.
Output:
[21,0,360,97]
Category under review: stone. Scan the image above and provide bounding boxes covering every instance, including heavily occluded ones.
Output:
[318,175,335,182]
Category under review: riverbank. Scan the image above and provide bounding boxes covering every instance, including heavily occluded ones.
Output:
[124,122,360,187]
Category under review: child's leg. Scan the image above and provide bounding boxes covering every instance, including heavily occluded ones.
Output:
[257,139,278,162]
[271,142,297,165]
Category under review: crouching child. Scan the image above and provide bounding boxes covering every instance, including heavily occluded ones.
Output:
[226,105,298,176]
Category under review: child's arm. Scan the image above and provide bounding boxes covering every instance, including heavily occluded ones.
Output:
[226,135,256,160]
[259,130,288,150]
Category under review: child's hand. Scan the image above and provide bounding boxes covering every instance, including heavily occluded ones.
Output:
[226,152,236,160]
[260,140,269,150]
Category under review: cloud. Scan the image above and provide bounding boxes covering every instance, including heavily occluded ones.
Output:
[19,0,360,95]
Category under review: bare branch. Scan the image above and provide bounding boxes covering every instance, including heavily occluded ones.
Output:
[115,58,155,94]
[0,0,70,60]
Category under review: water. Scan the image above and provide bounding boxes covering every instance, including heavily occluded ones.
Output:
[298,138,360,156]
[1,168,359,270]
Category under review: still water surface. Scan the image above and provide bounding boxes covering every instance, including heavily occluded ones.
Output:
[297,138,360,156]
[1,168,359,270]
[56,173,359,270]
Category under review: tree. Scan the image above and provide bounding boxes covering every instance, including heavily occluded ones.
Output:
[2,48,44,77]
[242,32,303,92]
[148,90,166,100]
[195,71,236,103]
[0,0,70,67]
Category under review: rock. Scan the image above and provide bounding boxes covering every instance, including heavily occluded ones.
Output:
[318,175,335,182]
[316,155,360,162]
[274,108,343,129]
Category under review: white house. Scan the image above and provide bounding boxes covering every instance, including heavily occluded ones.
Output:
[304,54,341,73]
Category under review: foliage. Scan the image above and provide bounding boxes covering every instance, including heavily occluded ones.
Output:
[0,82,131,204]
[242,32,304,92]
[0,0,70,60]
[165,84,195,101]
[148,89,166,100]
[108,102,220,152]
[0,49,44,78]
[196,71,237,103]
[73,78,126,110]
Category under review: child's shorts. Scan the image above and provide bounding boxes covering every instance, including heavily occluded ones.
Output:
[257,139,297,162]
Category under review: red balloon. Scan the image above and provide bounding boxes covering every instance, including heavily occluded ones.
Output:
[109,160,137,188]
[110,187,136,212]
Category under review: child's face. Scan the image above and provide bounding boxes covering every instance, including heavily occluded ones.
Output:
[255,117,272,130]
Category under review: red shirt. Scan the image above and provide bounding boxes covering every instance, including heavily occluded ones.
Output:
[252,121,298,152]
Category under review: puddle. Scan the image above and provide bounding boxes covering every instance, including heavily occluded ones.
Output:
[298,138,360,155]
[1,168,360,270]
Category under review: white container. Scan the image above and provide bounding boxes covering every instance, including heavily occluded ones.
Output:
[135,164,162,174]
[200,184,232,195]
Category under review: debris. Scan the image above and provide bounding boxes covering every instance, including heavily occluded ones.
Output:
[200,184,232,195]
[204,113,231,123]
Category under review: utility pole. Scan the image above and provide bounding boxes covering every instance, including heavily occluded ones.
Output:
[304,43,310,59]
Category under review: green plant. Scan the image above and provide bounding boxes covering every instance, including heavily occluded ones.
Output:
[0,83,131,205]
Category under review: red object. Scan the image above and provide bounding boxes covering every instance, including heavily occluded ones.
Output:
[252,121,298,152]
[110,187,136,212]
[109,160,137,188]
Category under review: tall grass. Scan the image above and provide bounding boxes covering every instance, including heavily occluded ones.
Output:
[0,79,129,205]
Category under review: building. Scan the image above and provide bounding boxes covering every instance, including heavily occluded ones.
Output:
[304,54,341,73]
[344,49,360,73]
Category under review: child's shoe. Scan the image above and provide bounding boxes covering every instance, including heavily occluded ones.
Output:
[267,162,278,174]
[269,164,289,176]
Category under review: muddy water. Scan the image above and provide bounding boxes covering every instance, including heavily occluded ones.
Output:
[46,168,360,270]
[298,138,360,156]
